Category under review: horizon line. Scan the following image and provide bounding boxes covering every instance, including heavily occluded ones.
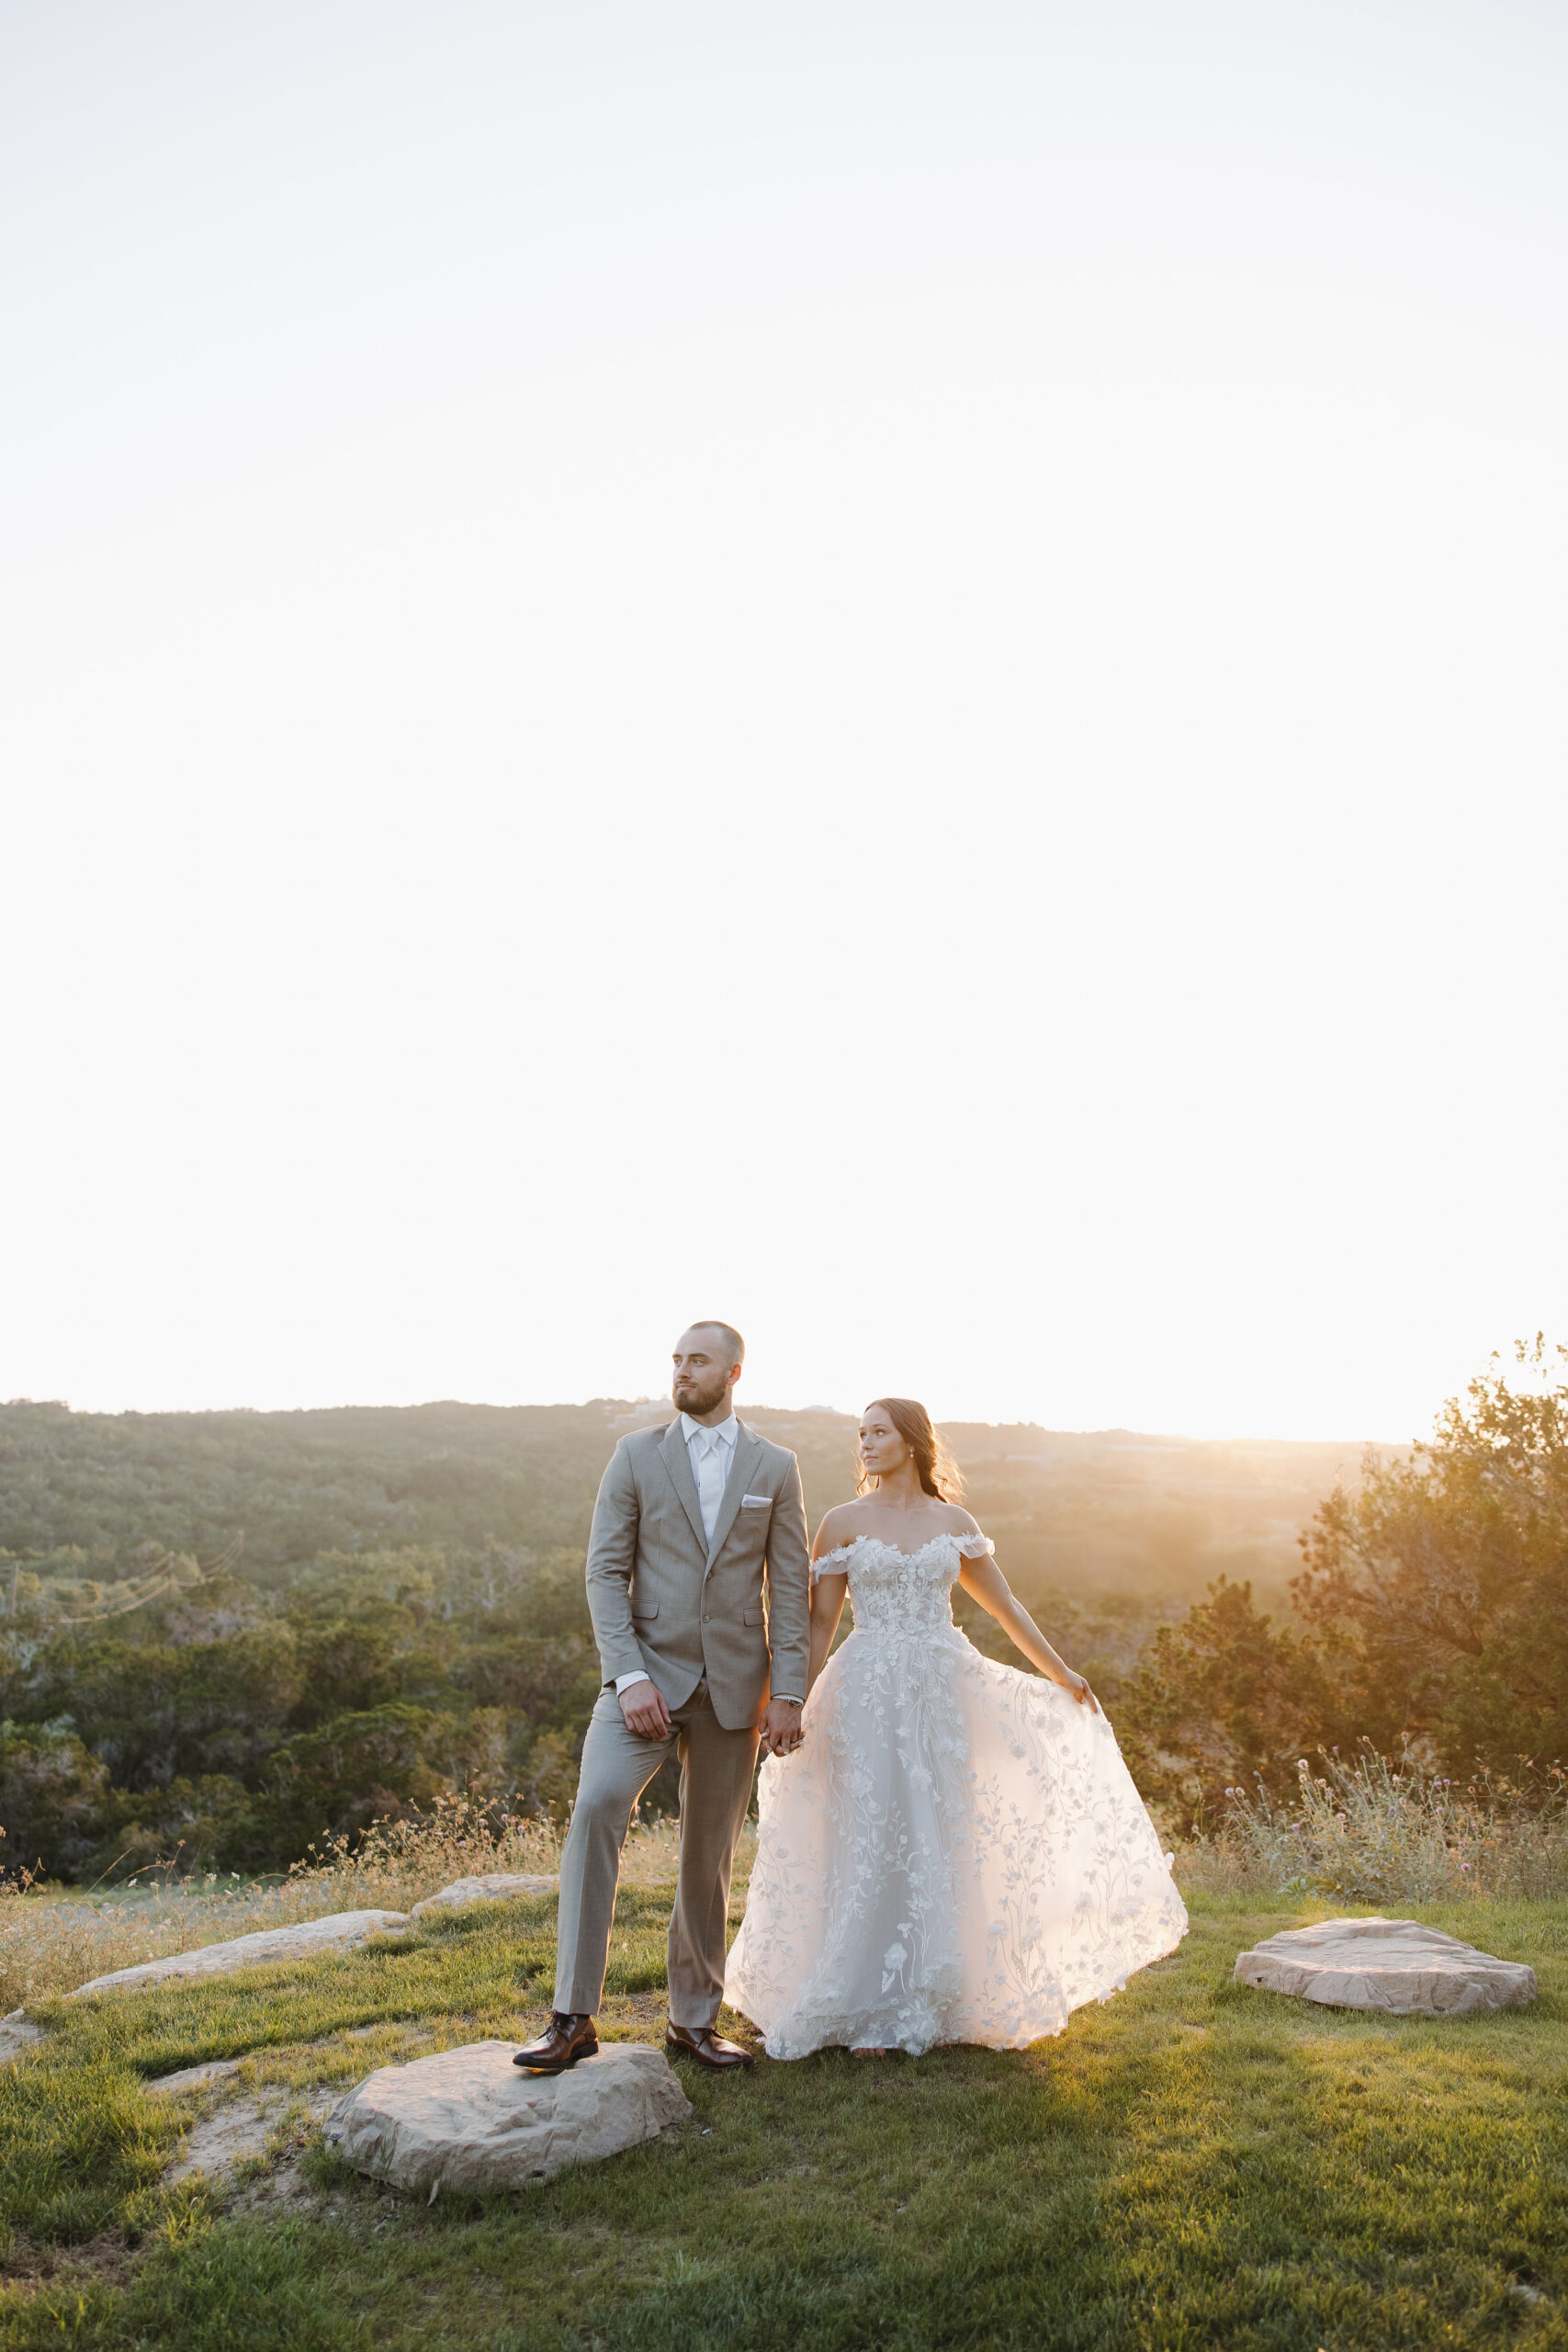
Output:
[0,1392,1404,1450]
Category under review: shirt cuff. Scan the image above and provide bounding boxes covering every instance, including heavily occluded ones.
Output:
[615,1670,652,1693]
[771,1693,802,1705]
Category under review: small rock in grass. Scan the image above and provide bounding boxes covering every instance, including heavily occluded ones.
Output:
[411,1873,558,1918]
[0,2008,44,2066]
[325,2040,690,2194]
[1234,1917,1537,2015]
[147,2058,246,2097]
[68,1910,412,1997]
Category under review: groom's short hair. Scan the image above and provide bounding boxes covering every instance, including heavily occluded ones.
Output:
[690,1319,745,1367]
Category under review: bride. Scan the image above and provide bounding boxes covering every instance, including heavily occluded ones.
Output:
[725,1398,1187,2057]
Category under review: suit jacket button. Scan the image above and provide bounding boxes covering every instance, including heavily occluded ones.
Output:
[702,1613,711,1623]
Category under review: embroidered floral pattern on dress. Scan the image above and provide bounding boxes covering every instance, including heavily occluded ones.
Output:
[725,1531,1188,2058]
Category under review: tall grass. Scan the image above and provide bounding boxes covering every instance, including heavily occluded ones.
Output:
[1178,1747,1568,1905]
[12,1744,1565,2010]
[3,1800,527,2012]
[0,1795,733,2013]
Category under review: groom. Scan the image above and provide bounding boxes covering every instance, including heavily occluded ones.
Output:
[515,1321,811,2074]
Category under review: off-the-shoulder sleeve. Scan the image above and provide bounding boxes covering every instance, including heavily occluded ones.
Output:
[810,1544,854,1581]
[955,1532,995,1559]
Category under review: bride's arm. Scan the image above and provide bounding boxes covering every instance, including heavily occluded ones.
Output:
[807,1570,848,1690]
[957,1550,1100,1713]
[804,1506,856,1691]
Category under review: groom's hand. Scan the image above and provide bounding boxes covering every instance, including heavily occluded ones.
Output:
[760,1698,803,1756]
[620,1681,671,1739]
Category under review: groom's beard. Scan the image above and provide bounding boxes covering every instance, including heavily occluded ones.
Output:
[673,1375,730,1417]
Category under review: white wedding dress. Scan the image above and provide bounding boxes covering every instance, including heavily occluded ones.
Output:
[725,1532,1188,2057]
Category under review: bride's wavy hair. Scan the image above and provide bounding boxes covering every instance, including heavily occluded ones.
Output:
[855,1397,965,1503]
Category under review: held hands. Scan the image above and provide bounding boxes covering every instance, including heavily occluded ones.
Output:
[760,1696,804,1757]
[618,1684,805,1750]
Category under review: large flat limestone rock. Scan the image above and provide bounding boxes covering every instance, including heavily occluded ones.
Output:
[411,1872,558,1917]
[1234,1917,1538,2015]
[68,1909,412,1997]
[325,2040,692,2194]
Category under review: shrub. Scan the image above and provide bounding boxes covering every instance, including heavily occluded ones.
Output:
[0,1715,110,1877]
[1116,1577,1351,1831]
[251,1702,509,1862]
[1293,1338,1568,1773]
[1178,1744,1568,1902]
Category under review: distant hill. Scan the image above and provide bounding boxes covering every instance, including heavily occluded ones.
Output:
[0,1396,1376,1606]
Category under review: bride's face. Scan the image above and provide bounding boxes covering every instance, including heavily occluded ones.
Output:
[858,1408,907,1485]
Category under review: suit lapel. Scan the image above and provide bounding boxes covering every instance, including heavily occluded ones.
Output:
[658,1419,708,1557]
[705,1422,764,1567]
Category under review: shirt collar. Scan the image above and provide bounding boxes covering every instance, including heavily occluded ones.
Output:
[681,1410,738,1447]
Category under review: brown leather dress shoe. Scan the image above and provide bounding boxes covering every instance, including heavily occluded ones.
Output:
[513,2012,598,2072]
[666,2023,754,2070]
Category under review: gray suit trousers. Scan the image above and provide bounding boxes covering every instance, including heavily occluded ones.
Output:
[553,1683,759,2028]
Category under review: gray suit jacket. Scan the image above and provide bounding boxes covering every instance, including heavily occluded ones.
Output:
[583,1419,811,1731]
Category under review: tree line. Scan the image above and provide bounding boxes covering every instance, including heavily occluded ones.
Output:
[2,1350,1562,1877]
[1122,1342,1568,1824]
[0,1542,597,1880]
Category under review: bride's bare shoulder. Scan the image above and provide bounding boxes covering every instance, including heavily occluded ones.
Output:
[813,1500,870,1557]
[935,1501,981,1531]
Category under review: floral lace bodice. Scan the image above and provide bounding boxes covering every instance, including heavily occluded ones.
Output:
[814,1530,994,1639]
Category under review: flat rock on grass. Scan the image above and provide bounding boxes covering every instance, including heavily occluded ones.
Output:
[326,2040,691,2195]
[1234,1917,1539,2015]
[147,2058,247,2097]
[67,1910,412,1997]
[412,1873,558,1917]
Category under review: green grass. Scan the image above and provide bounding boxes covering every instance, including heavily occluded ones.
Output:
[2,1889,1566,2349]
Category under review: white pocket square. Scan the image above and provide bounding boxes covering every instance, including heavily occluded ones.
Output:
[740,1493,772,1508]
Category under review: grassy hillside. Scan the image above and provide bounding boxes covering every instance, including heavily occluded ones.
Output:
[1,1871,1562,2349]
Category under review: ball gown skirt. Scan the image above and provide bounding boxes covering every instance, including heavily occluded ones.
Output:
[724,1532,1188,2058]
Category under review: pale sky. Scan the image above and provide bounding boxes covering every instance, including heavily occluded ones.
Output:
[4,1,1564,1442]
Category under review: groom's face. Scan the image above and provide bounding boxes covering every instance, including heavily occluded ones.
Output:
[671,1329,739,1419]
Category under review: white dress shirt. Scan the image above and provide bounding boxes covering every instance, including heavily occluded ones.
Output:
[615,1412,799,1704]
[682,1409,739,1546]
